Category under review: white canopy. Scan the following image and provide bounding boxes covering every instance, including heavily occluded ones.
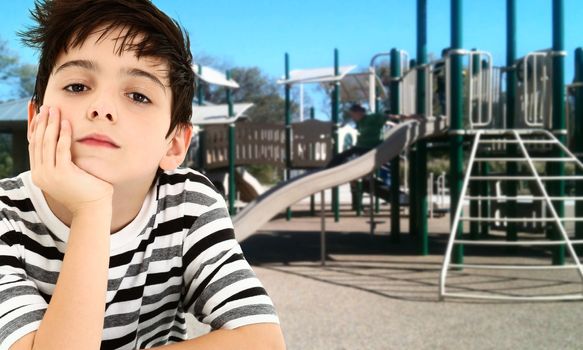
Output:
[277,65,357,85]
[339,72,387,103]
[191,103,253,125]
[193,64,239,89]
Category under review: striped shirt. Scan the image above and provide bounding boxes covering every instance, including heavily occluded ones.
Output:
[0,169,278,349]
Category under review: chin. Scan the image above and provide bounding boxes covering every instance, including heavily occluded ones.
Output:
[74,158,116,184]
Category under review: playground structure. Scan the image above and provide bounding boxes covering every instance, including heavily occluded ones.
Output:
[189,0,583,301]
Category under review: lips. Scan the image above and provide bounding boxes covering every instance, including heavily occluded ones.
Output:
[77,133,120,148]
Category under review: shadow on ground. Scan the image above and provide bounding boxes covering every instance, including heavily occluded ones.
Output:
[241,230,579,302]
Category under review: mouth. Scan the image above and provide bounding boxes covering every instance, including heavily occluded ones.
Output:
[77,133,120,149]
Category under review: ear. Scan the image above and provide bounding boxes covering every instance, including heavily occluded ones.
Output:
[159,124,193,171]
[27,100,37,142]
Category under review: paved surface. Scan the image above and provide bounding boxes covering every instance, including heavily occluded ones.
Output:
[187,198,583,349]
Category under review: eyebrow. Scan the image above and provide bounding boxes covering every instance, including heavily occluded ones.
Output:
[124,68,167,94]
[53,59,167,94]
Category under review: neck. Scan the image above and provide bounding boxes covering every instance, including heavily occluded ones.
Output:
[44,177,154,234]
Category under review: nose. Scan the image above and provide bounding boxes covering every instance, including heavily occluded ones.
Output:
[87,96,117,122]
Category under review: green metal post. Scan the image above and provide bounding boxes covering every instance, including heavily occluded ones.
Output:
[409,58,418,237]
[309,106,316,216]
[285,53,292,221]
[196,64,205,171]
[409,145,417,236]
[390,48,401,242]
[416,0,429,255]
[450,0,464,264]
[197,64,204,105]
[356,180,363,216]
[332,49,340,222]
[469,49,480,239]
[374,87,381,214]
[575,48,583,254]
[550,0,565,265]
[506,0,518,242]
[227,70,236,215]
[480,163,490,236]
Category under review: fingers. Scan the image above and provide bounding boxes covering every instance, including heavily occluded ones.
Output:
[56,119,72,167]
[31,105,49,170]
[42,107,61,168]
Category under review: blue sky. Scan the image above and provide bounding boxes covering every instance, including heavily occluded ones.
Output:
[0,0,580,114]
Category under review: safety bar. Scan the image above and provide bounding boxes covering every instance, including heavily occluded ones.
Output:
[445,49,494,129]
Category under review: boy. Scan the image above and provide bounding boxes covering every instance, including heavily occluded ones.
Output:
[1,1,284,349]
[327,103,393,167]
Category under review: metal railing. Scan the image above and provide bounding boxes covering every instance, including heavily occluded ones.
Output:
[445,49,494,129]
[439,129,583,301]
[399,63,433,116]
[518,51,553,128]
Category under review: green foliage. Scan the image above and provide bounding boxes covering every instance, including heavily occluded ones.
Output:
[0,38,37,100]
[0,134,13,178]
[245,164,281,185]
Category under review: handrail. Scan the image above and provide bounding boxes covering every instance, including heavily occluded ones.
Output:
[513,130,583,279]
[439,131,483,298]
[445,49,494,129]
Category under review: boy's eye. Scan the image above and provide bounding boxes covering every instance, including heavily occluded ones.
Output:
[127,92,151,104]
[64,83,88,93]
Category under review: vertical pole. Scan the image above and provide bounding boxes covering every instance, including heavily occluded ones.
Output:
[197,64,204,105]
[450,0,464,264]
[332,49,341,222]
[356,180,363,216]
[369,175,376,235]
[373,84,381,214]
[469,49,480,239]
[409,59,418,237]
[506,0,518,242]
[227,70,236,215]
[575,47,583,254]
[309,107,316,216]
[285,53,292,221]
[550,0,565,265]
[390,48,402,242]
[480,162,490,236]
[416,0,429,255]
[320,191,326,266]
[196,64,205,171]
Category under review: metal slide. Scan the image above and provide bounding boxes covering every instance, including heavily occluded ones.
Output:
[233,116,447,242]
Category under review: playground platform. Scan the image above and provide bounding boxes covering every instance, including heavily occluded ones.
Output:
[186,195,583,349]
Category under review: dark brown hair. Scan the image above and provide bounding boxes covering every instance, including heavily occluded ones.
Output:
[19,0,195,135]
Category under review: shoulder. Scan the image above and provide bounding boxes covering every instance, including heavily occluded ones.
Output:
[0,172,35,215]
[0,172,35,238]
[368,113,387,123]
[156,168,225,209]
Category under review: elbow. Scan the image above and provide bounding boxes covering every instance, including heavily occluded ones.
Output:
[237,323,286,350]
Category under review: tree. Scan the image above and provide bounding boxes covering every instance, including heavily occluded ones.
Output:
[13,63,37,98]
[0,37,39,177]
[0,38,37,100]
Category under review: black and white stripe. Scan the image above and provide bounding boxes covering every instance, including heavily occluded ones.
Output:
[0,169,278,350]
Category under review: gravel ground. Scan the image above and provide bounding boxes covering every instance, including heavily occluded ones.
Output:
[187,203,583,349]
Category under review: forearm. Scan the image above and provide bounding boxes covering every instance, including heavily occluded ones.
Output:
[152,324,286,350]
[32,203,111,350]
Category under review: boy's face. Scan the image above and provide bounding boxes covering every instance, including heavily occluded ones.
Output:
[37,27,187,186]
[349,110,364,122]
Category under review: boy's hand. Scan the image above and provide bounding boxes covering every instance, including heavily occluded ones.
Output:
[29,106,114,216]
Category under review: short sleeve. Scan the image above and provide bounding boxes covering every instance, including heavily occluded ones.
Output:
[0,226,47,350]
[180,189,279,330]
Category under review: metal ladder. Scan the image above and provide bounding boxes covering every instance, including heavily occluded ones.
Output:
[440,129,583,301]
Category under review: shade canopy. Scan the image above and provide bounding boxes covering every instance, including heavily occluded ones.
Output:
[277,65,357,85]
[339,72,387,103]
[191,103,253,125]
[193,64,239,89]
